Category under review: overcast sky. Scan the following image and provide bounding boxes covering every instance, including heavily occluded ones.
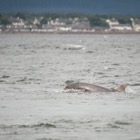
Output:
[0,0,140,15]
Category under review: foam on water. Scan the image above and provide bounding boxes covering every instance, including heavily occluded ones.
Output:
[64,44,86,50]
[125,86,136,94]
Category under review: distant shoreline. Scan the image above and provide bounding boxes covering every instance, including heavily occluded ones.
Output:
[0,31,140,35]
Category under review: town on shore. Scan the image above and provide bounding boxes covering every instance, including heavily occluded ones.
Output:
[0,13,140,34]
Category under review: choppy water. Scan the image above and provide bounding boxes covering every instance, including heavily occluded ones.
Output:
[0,34,140,140]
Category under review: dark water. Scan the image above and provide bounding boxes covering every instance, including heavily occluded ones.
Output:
[0,34,140,140]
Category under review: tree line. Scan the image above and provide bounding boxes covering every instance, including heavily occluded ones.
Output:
[0,12,139,27]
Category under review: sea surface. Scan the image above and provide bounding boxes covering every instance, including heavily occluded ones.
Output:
[0,33,140,140]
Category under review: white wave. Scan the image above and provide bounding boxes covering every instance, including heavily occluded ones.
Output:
[125,86,136,94]
[64,44,86,50]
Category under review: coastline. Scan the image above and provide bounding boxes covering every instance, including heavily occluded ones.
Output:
[0,31,140,35]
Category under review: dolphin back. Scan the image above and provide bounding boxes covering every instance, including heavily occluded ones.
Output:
[64,82,112,92]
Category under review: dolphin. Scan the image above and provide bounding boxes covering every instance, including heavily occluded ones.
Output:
[64,82,129,92]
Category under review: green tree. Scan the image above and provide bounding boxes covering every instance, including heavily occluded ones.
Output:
[117,17,131,24]
[0,18,11,26]
[40,18,48,25]
[15,12,26,20]
[88,17,109,28]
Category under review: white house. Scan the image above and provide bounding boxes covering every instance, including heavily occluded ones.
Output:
[106,18,119,27]
[133,19,140,32]
[110,24,132,31]
[106,18,132,31]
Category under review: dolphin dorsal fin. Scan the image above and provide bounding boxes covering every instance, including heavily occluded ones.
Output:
[115,83,129,92]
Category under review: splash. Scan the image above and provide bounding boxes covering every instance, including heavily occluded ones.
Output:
[64,44,86,50]
[125,86,136,94]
